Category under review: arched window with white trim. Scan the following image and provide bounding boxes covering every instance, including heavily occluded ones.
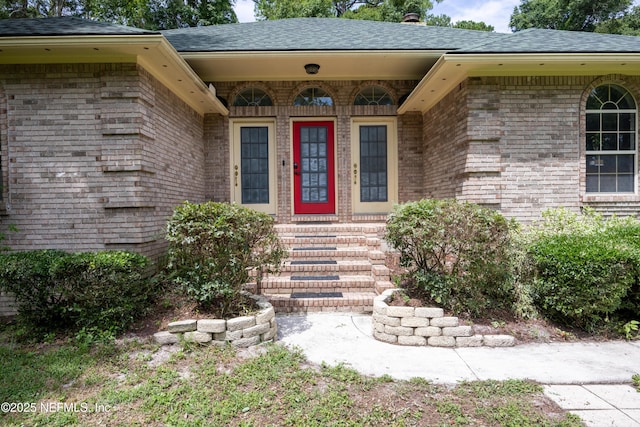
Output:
[354,86,394,106]
[233,88,273,106]
[585,84,637,193]
[293,88,333,106]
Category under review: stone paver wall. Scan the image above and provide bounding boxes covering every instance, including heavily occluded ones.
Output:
[373,289,515,347]
[154,295,276,348]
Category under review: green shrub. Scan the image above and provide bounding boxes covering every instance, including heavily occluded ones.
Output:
[529,232,635,331]
[0,250,152,335]
[523,208,640,331]
[385,199,515,316]
[165,201,285,316]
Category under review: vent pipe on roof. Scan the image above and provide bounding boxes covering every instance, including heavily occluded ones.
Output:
[402,12,420,23]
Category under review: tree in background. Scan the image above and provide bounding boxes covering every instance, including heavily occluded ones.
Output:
[254,0,333,20]
[595,5,640,35]
[0,0,237,28]
[254,0,438,21]
[254,0,494,30]
[425,13,494,31]
[509,0,636,33]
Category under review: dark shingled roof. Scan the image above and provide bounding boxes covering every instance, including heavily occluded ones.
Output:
[455,28,640,53]
[0,16,158,36]
[162,17,507,52]
[2,16,638,54]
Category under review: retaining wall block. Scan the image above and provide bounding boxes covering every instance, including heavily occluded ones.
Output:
[414,307,444,318]
[400,316,430,327]
[243,322,271,338]
[373,298,388,315]
[381,289,396,298]
[373,313,401,327]
[398,335,427,346]
[386,306,415,318]
[256,307,275,324]
[483,335,516,347]
[430,317,460,328]
[232,336,261,348]
[427,336,456,347]
[226,315,256,332]
[263,324,277,341]
[183,331,212,343]
[373,330,398,344]
[197,319,226,333]
[442,326,473,337]
[456,335,484,347]
[167,319,197,333]
[373,321,385,333]
[225,329,243,341]
[415,326,442,337]
[153,331,179,345]
[384,325,414,336]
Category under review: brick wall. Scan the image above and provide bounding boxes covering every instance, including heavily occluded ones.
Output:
[0,63,208,260]
[422,82,468,200]
[422,74,640,223]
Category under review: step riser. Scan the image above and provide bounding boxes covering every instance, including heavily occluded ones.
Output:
[280,237,369,248]
[268,296,375,314]
[261,279,375,294]
[288,250,370,261]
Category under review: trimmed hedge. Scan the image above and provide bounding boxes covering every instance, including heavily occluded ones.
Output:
[529,233,635,330]
[385,199,515,317]
[526,208,640,331]
[165,202,285,317]
[0,250,152,335]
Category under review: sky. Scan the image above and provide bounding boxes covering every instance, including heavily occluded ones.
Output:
[233,0,522,33]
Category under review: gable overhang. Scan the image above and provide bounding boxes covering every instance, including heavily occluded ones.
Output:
[398,52,640,114]
[179,50,445,82]
[0,35,228,116]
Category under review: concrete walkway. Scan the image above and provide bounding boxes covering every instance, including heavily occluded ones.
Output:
[277,313,640,427]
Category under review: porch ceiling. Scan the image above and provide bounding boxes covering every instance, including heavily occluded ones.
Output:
[0,35,228,116]
[398,53,640,114]
[180,50,443,82]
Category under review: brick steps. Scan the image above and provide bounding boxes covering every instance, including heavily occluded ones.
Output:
[261,223,391,313]
[280,236,368,247]
[268,292,376,313]
[283,260,373,275]
[261,275,375,294]
[288,247,369,260]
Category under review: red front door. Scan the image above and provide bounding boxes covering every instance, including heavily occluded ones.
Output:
[293,121,335,214]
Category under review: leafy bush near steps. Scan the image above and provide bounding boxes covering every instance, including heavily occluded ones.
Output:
[0,250,152,336]
[525,208,640,331]
[165,201,286,317]
[529,233,635,331]
[385,199,516,317]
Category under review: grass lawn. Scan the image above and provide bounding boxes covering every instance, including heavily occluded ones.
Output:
[0,329,583,427]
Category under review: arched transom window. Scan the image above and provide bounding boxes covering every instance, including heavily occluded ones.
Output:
[354,86,394,106]
[233,88,273,106]
[585,84,637,193]
[293,88,333,106]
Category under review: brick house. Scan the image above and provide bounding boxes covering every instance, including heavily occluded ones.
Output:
[0,16,639,256]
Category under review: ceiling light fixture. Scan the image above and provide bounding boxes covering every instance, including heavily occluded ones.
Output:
[304,64,320,75]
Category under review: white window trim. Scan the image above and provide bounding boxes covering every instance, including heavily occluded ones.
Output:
[351,117,398,214]
[229,119,277,214]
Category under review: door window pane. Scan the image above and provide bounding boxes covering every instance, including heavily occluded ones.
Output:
[300,126,328,203]
[360,126,388,202]
[240,127,269,204]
